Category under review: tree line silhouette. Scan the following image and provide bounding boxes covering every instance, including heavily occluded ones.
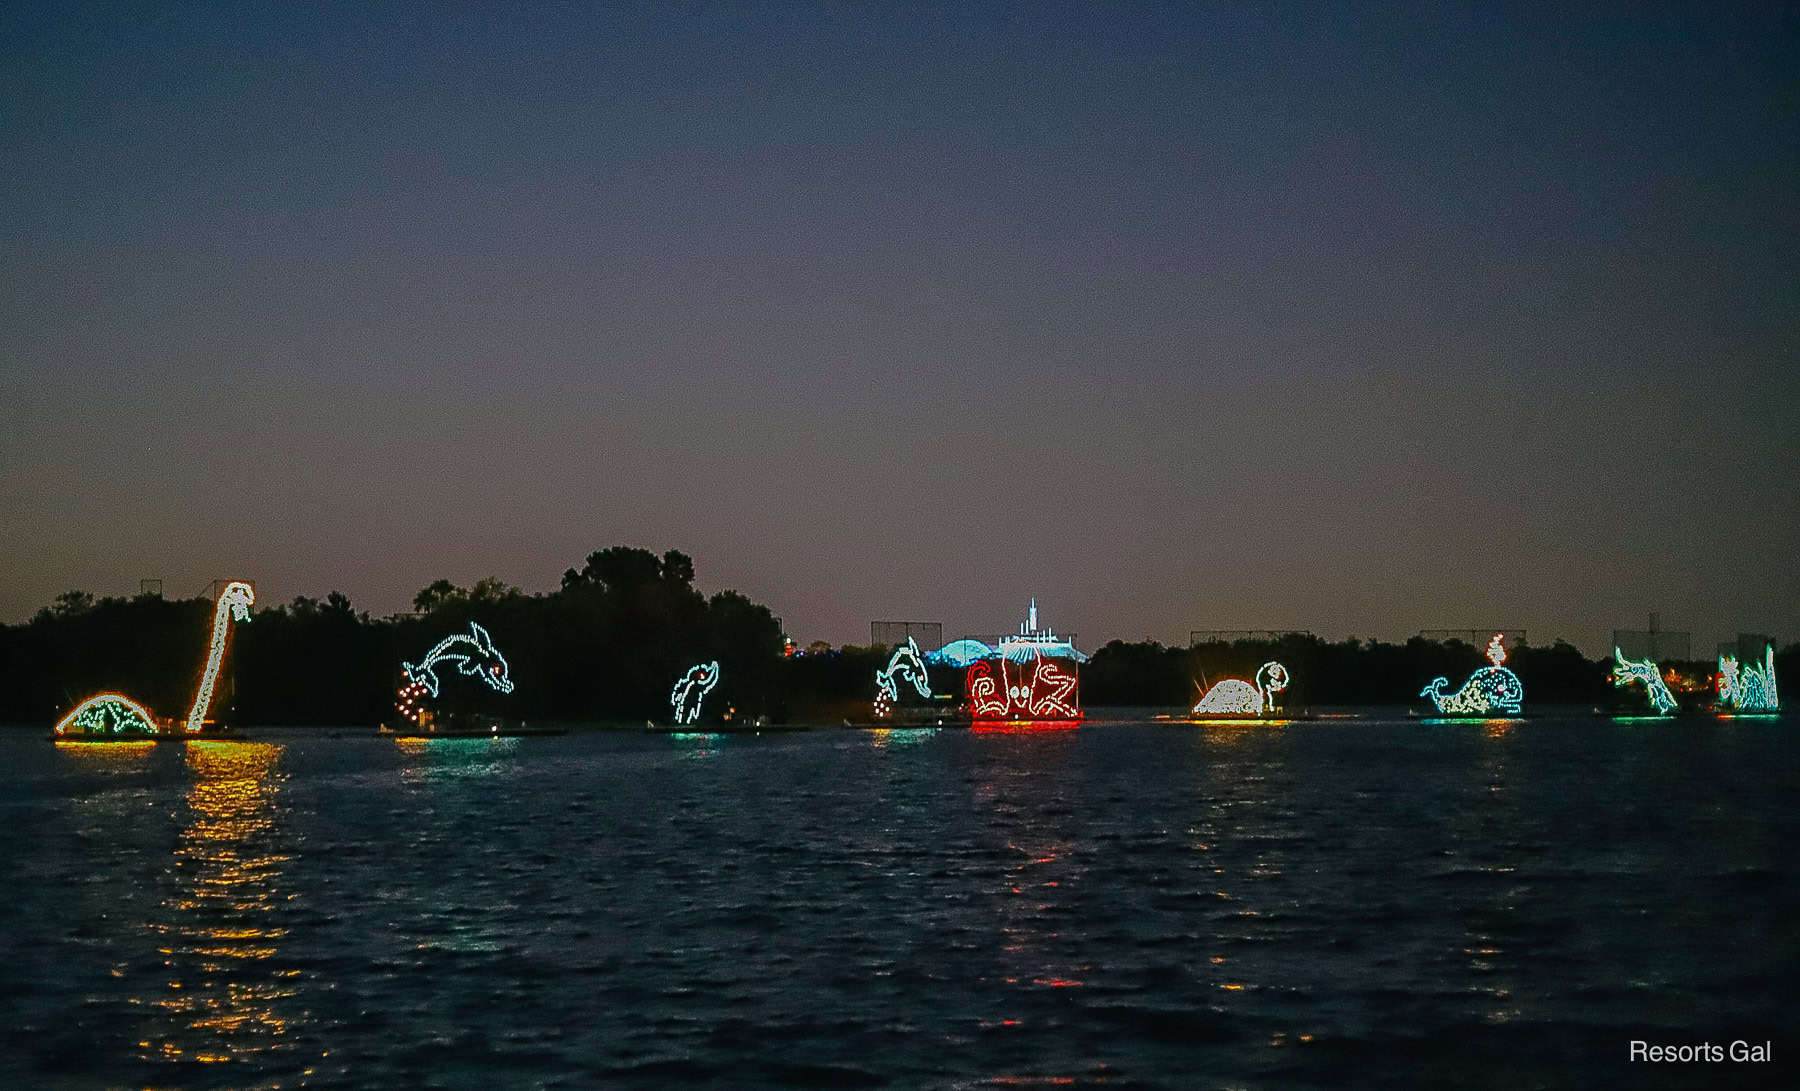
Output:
[1,547,1791,725]
[2,547,783,725]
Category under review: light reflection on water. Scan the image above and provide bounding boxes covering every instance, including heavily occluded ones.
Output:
[396,735,522,781]
[3,718,1793,1087]
[866,727,940,748]
[670,731,728,758]
[141,740,297,1073]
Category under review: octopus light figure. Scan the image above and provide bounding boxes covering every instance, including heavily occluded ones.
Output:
[966,651,1079,720]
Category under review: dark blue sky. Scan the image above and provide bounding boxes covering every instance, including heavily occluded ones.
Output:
[3,2,1795,652]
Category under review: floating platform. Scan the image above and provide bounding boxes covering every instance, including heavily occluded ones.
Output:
[1406,709,1529,721]
[379,722,566,738]
[643,721,813,734]
[1156,711,1328,725]
[51,728,249,743]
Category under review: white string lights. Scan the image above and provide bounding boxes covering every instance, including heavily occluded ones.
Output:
[1192,661,1290,716]
[1420,633,1524,715]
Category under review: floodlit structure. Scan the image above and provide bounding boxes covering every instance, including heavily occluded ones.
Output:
[1193,662,1290,716]
[1612,648,1679,714]
[54,581,255,737]
[1420,633,1524,716]
[671,661,720,724]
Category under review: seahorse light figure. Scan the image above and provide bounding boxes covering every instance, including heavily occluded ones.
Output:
[1613,648,1678,714]
[1192,661,1290,716]
[1420,633,1524,715]
[874,638,932,718]
[1718,646,1779,712]
[403,621,514,698]
[671,661,720,724]
[54,581,256,737]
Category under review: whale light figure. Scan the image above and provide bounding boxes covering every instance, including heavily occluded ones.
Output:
[875,638,932,718]
[1613,647,1678,714]
[671,661,720,724]
[1420,633,1524,715]
[54,581,256,737]
[1718,645,1779,712]
[1192,661,1290,716]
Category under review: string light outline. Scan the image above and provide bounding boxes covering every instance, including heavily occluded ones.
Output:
[874,637,932,718]
[1612,647,1678,714]
[183,581,255,733]
[964,650,1082,720]
[671,661,720,724]
[1718,645,1779,712]
[1026,659,1079,718]
[54,693,159,736]
[1193,661,1290,716]
[1420,633,1524,715]
[403,621,514,698]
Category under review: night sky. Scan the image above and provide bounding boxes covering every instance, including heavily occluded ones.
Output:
[3,2,1795,653]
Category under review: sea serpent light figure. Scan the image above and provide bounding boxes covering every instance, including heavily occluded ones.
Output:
[1192,661,1290,717]
[1612,647,1678,714]
[55,581,256,737]
[1420,633,1524,716]
[874,638,932,718]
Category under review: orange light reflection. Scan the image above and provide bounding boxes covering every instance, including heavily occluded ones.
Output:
[140,741,297,1069]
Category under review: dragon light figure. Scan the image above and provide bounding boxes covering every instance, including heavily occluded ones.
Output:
[1612,648,1679,714]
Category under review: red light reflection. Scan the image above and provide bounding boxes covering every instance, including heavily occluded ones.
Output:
[971,720,1082,734]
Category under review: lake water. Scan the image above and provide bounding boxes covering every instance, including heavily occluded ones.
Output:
[0,716,1793,1088]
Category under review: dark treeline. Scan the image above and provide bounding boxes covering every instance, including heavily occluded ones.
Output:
[3,554,1793,724]
[2,547,784,726]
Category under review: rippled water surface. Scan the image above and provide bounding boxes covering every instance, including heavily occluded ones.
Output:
[1,717,1794,1088]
